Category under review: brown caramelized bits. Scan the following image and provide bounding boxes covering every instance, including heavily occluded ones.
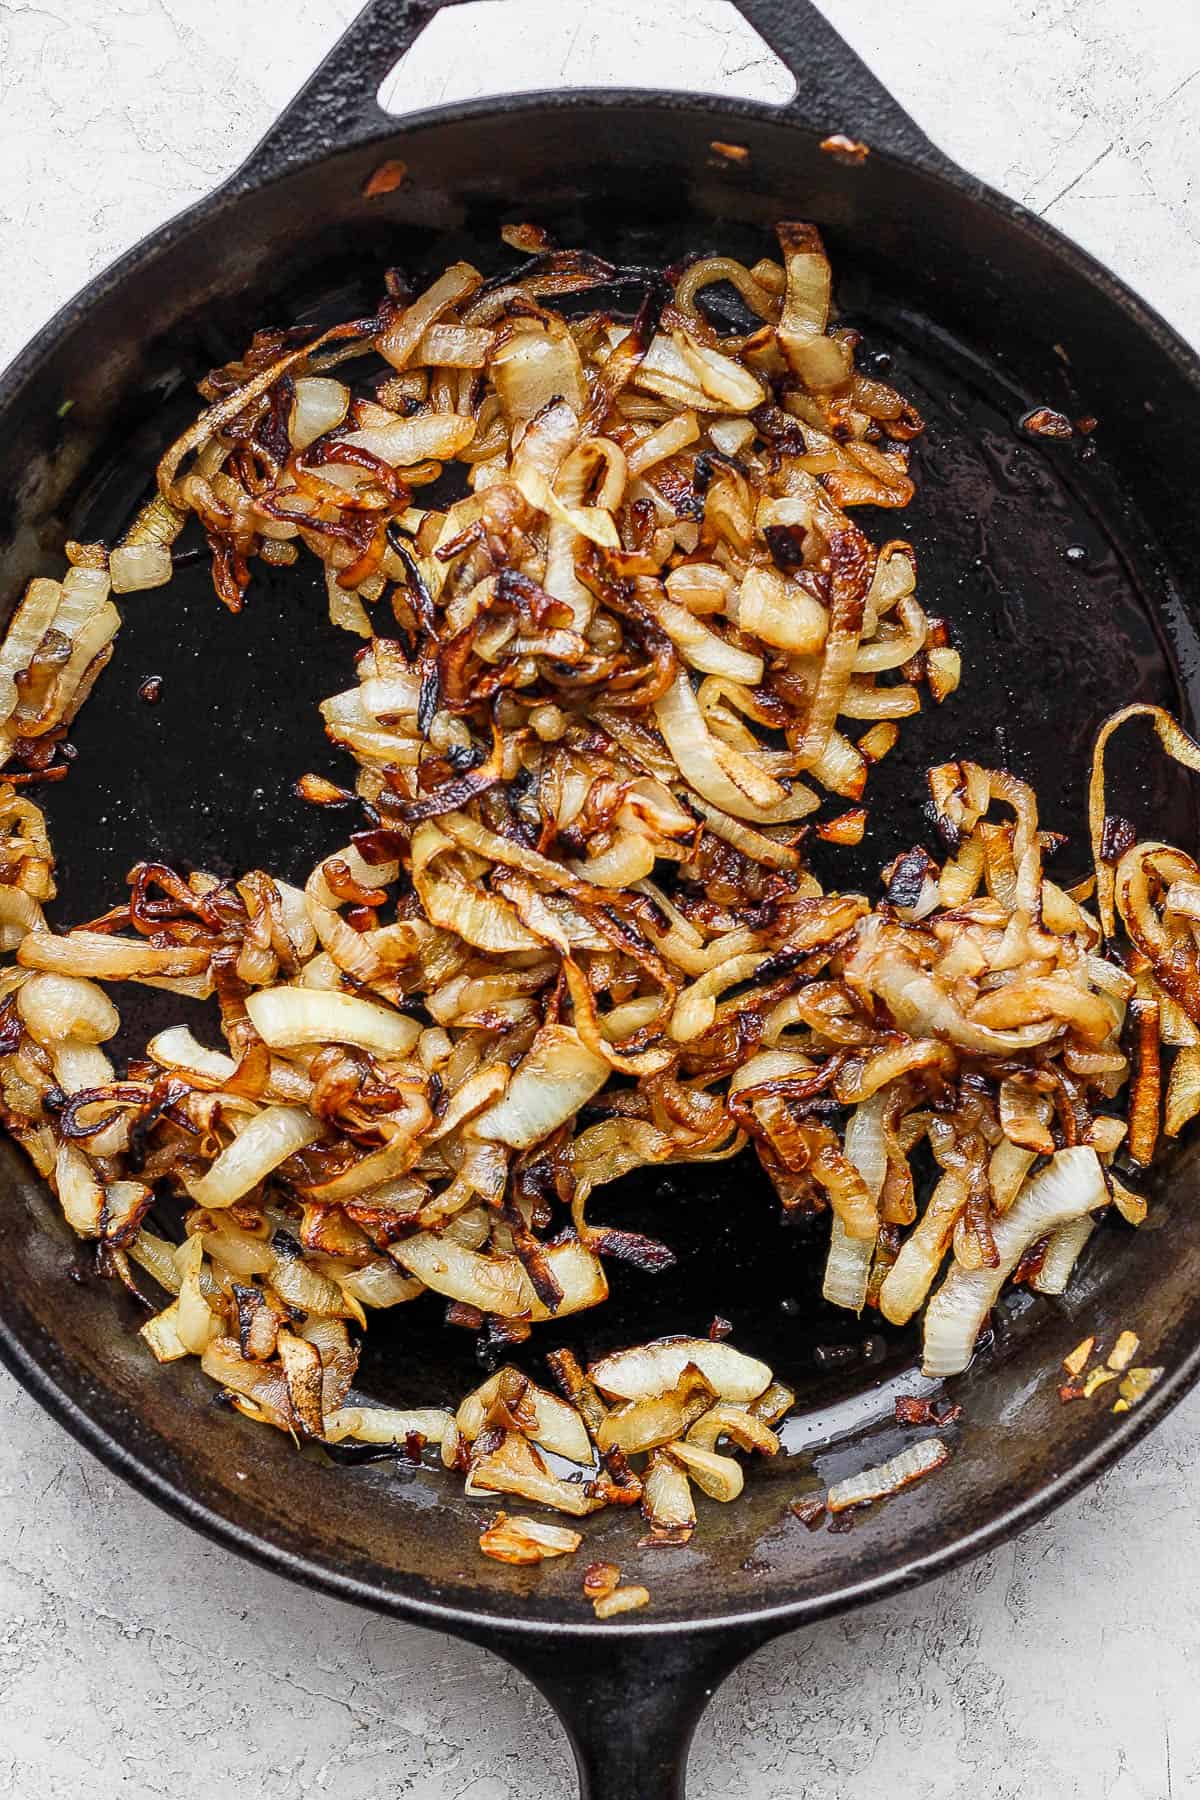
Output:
[820,134,870,165]
[817,807,868,846]
[363,160,408,198]
[294,772,356,808]
[894,1395,930,1426]
[788,1493,827,1529]
[582,1560,621,1602]
[1021,406,1074,439]
[501,222,554,254]
[1100,814,1137,863]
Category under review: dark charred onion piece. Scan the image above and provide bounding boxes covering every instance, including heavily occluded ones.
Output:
[1100,814,1137,863]
[788,1493,827,1528]
[588,1227,678,1272]
[1021,407,1075,439]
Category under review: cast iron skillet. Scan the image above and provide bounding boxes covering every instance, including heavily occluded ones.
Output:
[2,1,1200,1792]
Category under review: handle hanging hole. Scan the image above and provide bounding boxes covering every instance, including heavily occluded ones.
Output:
[376,0,796,115]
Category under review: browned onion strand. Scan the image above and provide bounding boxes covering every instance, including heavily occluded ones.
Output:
[0,226,1191,1571]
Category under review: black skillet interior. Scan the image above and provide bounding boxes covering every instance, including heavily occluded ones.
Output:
[2,4,1200,1787]
[36,203,1199,1445]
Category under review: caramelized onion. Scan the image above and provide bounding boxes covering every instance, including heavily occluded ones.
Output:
[3,222,1197,1564]
[922,1148,1106,1377]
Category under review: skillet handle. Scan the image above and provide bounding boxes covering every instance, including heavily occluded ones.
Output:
[229,0,473,188]
[729,0,956,175]
[467,1620,773,1799]
[233,0,957,188]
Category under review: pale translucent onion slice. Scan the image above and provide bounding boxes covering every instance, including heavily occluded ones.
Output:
[597,1368,717,1455]
[175,1234,217,1355]
[685,1403,780,1456]
[54,1142,103,1237]
[490,325,589,421]
[473,1025,608,1148]
[827,1436,949,1513]
[17,930,210,981]
[343,411,477,468]
[478,1513,582,1563]
[1030,1216,1097,1296]
[922,1147,1107,1377]
[140,1300,188,1363]
[457,1369,592,1464]
[527,1241,609,1322]
[324,1405,454,1446]
[590,1337,771,1405]
[465,1431,602,1516]
[377,262,483,370]
[288,375,351,449]
[392,1234,533,1318]
[109,543,173,593]
[188,1106,323,1210]
[246,986,420,1056]
[655,673,817,823]
[640,1449,695,1537]
[17,972,118,1045]
[0,579,62,726]
[147,1024,237,1085]
[737,566,827,654]
[879,1170,968,1326]
[635,331,765,413]
[665,1439,744,1501]
[337,1258,424,1310]
[593,1585,651,1618]
[822,1214,873,1312]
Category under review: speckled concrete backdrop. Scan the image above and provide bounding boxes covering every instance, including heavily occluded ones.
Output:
[1,3,1198,1795]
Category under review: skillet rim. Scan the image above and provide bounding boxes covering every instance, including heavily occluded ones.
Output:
[1,85,1199,1641]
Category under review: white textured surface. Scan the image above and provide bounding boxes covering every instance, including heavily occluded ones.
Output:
[2,2,1200,1795]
